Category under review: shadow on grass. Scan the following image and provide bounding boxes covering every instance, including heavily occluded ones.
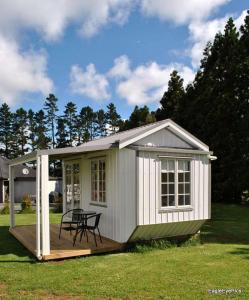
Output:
[229,247,249,259]
[0,226,36,263]
[200,204,249,245]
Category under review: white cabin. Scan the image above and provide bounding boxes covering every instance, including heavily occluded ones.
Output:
[9,119,215,259]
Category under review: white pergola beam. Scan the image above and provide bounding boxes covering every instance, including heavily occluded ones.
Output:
[9,165,15,228]
[40,154,50,256]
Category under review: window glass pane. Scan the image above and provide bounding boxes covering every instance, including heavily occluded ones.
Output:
[168,184,174,194]
[169,195,175,206]
[185,183,190,194]
[179,195,184,206]
[178,173,184,182]
[161,160,167,170]
[161,173,167,183]
[168,173,174,182]
[161,196,168,207]
[185,195,190,205]
[186,161,190,171]
[162,184,168,195]
[185,172,190,182]
[168,160,175,171]
[178,161,184,172]
[178,184,184,194]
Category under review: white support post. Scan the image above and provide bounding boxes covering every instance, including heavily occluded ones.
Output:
[62,160,66,214]
[9,165,15,228]
[40,155,50,256]
[36,156,41,258]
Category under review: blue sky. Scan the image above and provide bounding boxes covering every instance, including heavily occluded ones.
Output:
[0,0,247,119]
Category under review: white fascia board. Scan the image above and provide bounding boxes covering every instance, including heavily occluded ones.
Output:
[119,121,171,149]
[119,119,209,151]
[9,151,37,166]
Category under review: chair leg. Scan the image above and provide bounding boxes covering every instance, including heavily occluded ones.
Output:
[93,230,97,247]
[80,228,85,242]
[73,228,79,246]
[86,230,88,242]
[97,227,102,243]
[59,222,63,239]
[70,223,72,235]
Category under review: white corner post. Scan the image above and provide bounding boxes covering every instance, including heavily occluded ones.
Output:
[62,160,66,214]
[9,165,15,228]
[36,156,41,258]
[40,154,50,256]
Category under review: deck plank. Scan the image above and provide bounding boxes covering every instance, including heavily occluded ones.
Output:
[10,224,123,261]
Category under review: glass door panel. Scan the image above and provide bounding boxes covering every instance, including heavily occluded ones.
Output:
[65,162,81,211]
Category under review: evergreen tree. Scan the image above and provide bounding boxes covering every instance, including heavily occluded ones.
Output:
[56,118,69,148]
[120,105,156,131]
[28,109,36,151]
[95,109,107,137]
[13,108,29,156]
[156,70,185,121]
[44,94,58,149]
[106,103,121,134]
[0,103,14,158]
[78,106,96,141]
[34,110,50,149]
[64,102,77,146]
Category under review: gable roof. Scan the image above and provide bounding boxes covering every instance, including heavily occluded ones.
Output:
[79,119,209,151]
[0,156,36,179]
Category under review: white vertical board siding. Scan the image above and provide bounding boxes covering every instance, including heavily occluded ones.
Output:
[134,128,194,149]
[118,149,136,242]
[137,151,210,226]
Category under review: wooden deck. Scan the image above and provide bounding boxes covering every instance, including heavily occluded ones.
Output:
[10,224,123,261]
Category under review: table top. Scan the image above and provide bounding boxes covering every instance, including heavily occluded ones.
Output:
[73,210,96,215]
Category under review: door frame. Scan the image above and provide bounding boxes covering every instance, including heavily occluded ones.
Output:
[62,159,81,213]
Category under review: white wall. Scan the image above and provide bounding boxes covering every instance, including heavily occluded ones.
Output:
[137,151,210,226]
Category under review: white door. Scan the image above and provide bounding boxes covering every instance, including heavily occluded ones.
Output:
[65,162,81,211]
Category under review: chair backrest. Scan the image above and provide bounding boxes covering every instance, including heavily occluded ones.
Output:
[93,213,101,228]
[72,209,84,222]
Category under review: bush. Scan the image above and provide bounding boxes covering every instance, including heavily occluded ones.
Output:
[20,194,34,214]
[0,200,10,215]
[53,193,63,213]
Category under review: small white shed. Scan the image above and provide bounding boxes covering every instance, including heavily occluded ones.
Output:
[9,119,215,259]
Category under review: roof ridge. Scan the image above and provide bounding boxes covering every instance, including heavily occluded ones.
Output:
[80,119,170,146]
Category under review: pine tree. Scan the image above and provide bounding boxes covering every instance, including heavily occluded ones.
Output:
[95,109,107,137]
[34,110,50,149]
[12,108,29,156]
[44,94,58,149]
[28,109,36,151]
[78,106,96,141]
[106,103,121,134]
[156,70,185,121]
[56,118,69,148]
[64,102,77,146]
[0,103,14,158]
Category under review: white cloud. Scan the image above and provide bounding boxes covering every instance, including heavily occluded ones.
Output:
[0,35,53,105]
[0,0,135,40]
[108,55,131,78]
[189,10,247,67]
[140,0,230,25]
[111,57,195,105]
[70,64,110,101]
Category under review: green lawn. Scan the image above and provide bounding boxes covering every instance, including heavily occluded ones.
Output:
[0,204,249,299]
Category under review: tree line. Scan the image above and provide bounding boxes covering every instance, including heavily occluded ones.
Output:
[0,12,249,203]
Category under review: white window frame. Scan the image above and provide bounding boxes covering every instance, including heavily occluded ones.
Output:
[90,158,106,206]
[159,157,192,211]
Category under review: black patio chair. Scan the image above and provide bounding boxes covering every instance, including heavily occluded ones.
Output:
[59,208,84,239]
[73,213,102,247]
